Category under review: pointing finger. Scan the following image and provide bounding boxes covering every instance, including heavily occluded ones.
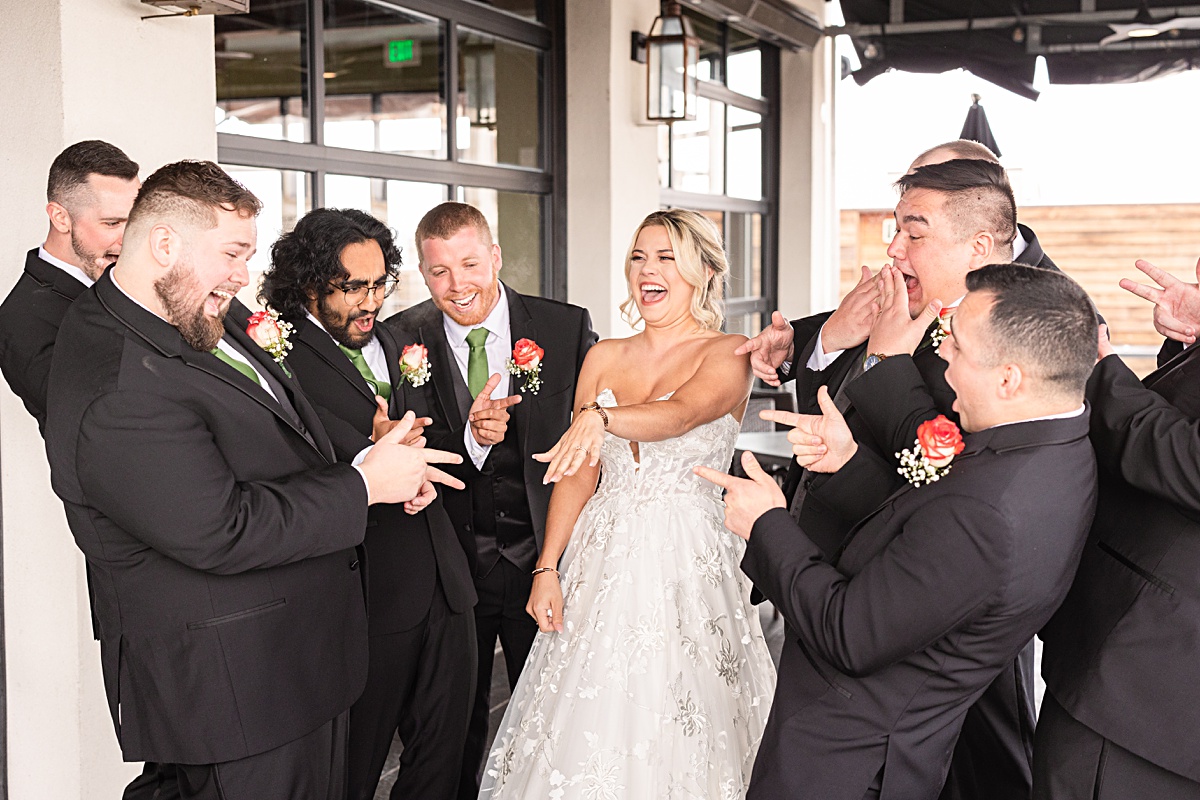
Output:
[693,464,737,490]
[1134,259,1179,290]
[379,411,415,445]
[417,447,464,466]
[425,465,465,491]
[759,409,801,428]
[1119,278,1164,305]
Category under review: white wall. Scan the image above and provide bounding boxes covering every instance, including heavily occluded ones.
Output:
[0,1,216,797]
[565,0,661,339]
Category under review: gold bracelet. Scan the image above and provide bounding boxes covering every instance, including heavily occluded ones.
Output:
[579,402,609,429]
[531,566,559,577]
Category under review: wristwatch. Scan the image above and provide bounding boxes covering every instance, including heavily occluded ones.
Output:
[862,353,891,372]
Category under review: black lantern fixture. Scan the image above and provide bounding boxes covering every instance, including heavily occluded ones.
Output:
[646,1,699,122]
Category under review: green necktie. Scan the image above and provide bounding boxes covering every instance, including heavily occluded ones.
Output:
[465,327,490,398]
[338,344,392,402]
[211,347,262,387]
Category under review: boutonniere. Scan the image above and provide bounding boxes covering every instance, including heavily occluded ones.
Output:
[506,338,544,394]
[896,415,965,487]
[245,309,294,365]
[930,307,955,355]
[398,343,431,387]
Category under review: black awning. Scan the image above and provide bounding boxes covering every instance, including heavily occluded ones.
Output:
[835,1,1200,100]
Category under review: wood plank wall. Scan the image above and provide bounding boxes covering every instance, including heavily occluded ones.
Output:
[839,205,1200,376]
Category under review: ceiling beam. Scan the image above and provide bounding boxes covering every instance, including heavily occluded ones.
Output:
[828,6,1200,37]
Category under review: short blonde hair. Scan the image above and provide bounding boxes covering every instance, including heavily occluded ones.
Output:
[620,209,727,331]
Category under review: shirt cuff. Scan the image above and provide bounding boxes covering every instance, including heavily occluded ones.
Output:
[352,464,371,505]
[465,426,492,470]
[806,326,845,372]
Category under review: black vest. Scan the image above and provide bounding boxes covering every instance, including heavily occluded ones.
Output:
[471,426,536,576]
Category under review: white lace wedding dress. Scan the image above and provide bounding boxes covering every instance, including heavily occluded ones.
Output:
[479,389,776,800]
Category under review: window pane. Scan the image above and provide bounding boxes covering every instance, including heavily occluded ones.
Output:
[324,2,447,158]
[457,29,541,168]
[726,212,762,300]
[684,9,723,84]
[724,312,762,337]
[386,180,449,314]
[458,187,543,296]
[221,165,312,307]
[215,7,309,142]
[726,35,761,98]
[727,106,762,200]
[671,98,725,194]
[657,124,671,188]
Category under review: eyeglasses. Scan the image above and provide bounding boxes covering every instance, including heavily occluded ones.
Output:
[330,278,398,307]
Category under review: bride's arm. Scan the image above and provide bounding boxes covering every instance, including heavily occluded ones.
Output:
[526,348,606,633]
[538,335,752,483]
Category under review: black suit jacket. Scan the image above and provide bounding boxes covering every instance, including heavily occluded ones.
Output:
[743,411,1096,800]
[384,286,597,568]
[45,275,369,765]
[285,317,476,634]
[0,248,88,433]
[1041,350,1200,782]
[1015,223,1056,270]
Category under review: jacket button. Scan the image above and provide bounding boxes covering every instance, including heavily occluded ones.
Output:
[498,510,507,518]
[464,524,472,532]
[349,559,359,571]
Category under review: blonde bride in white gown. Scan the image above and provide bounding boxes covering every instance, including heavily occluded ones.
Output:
[479,209,776,800]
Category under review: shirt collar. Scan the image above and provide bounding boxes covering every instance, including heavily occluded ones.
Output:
[1012,227,1029,262]
[110,269,164,320]
[988,403,1087,430]
[306,311,383,354]
[38,245,95,289]
[442,282,508,346]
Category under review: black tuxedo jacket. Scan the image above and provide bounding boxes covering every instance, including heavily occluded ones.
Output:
[1041,350,1200,782]
[1015,223,1056,270]
[786,331,957,559]
[44,275,369,766]
[285,317,476,634]
[384,286,596,568]
[743,411,1096,800]
[0,248,89,433]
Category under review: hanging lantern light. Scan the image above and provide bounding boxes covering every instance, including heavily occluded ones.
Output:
[646,1,699,122]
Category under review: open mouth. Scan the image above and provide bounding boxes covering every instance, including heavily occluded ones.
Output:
[639,282,667,305]
[448,292,478,314]
[206,289,235,317]
[351,313,375,334]
[900,271,920,297]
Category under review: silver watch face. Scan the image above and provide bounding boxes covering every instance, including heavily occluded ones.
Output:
[863,354,882,371]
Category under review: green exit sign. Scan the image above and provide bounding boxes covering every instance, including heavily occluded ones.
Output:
[387,39,415,64]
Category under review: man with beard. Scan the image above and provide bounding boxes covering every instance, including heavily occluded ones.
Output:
[0,140,140,433]
[44,161,465,800]
[259,207,477,800]
[385,202,597,800]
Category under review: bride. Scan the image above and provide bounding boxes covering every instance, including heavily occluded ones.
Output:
[479,209,776,799]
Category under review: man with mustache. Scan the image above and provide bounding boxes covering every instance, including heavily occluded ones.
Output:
[742,158,1041,800]
[44,161,463,800]
[385,201,597,800]
[0,140,140,434]
[259,207,476,800]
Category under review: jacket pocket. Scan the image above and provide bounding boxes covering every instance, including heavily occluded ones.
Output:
[186,598,286,630]
[1096,541,1176,595]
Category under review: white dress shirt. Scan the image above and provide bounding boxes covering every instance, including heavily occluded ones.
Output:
[1012,227,1029,263]
[305,312,389,386]
[441,283,512,469]
[39,245,95,289]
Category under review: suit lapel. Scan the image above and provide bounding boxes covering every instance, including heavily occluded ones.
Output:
[296,319,378,406]
[26,249,88,302]
[421,314,465,429]
[1143,342,1200,391]
[506,286,536,456]
[376,324,403,417]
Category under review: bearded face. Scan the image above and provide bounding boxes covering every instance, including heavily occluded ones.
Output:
[155,252,229,352]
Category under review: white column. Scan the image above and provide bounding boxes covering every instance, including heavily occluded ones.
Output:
[0,1,216,797]
[565,0,661,339]
[776,6,838,318]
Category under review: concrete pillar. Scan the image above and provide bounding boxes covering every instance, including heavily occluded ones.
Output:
[0,1,216,797]
[564,0,661,338]
[776,7,838,317]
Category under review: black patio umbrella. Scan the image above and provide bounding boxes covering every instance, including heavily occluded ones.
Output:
[959,94,1001,158]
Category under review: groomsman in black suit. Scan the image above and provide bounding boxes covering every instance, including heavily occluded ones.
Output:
[385,201,597,800]
[0,140,139,433]
[700,264,1099,800]
[1034,261,1200,799]
[740,159,1042,800]
[259,207,477,800]
[44,161,463,800]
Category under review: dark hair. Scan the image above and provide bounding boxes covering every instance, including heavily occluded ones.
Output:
[414,201,493,263]
[895,158,1017,260]
[965,264,1097,398]
[127,160,261,234]
[260,208,402,321]
[47,140,139,207]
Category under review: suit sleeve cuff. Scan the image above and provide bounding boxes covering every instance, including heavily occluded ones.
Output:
[806,326,845,372]
[352,464,371,504]
[465,426,492,469]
